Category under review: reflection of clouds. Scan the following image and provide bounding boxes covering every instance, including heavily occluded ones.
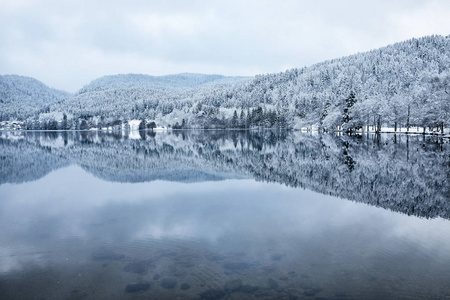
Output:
[0,246,38,274]
[2,165,450,275]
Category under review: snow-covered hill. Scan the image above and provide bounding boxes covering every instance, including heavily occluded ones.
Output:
[0,75,70,121]
[77,73,250,94]
[1,35,449,132]
[52,35,450,132]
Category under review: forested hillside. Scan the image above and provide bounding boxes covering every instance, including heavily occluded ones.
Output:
[1,35,449,132]
[77,73,249,94]
[0,75,70,121]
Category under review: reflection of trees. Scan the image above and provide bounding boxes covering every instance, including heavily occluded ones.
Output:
[0,133,69,184]
[341,140,355,172]
[0,130,448,219]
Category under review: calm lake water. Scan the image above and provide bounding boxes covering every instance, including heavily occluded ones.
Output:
[0,130,449,300]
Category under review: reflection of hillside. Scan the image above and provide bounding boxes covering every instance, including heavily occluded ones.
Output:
[0,133,69,184]
[0,130,448,219]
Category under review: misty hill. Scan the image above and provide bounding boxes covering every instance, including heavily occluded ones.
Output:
[0,130,448,220]
[77,73,250,94]
[0,75,70,121]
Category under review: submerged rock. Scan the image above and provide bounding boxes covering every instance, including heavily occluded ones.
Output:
[224,279,243,292]
[303,287,323,297]
[223,262,251,272]
[267,278,279,290]
[180,283,191,290]
[262,266,277,273]
[237,285,259,293]
[125,281,150,293]
[199,288,226,300]
[123,260,151,274]
[160,278,177,289]
[285,288,302,300]
[288,270,297,277]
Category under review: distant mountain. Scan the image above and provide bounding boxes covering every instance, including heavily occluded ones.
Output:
[77,73,250,94]
[0,75,70,121]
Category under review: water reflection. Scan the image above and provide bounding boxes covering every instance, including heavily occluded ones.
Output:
[1,130,448,218]
[0,131,449,299]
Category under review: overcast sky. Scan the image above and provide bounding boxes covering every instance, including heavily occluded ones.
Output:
[1,0,450,92]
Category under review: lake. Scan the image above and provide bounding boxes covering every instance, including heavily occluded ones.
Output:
[0,130,449,299]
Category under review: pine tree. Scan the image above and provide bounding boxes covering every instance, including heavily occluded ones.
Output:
[239,110,245,128]
[342,91,356,124]
[342,91,357,132]
[138,119,146,130]
[147,121,156,131]
[320,101,331,130]
[231,110,238,128]
[62,113,68,130]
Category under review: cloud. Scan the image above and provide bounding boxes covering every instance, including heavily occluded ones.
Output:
[0,0,449,92]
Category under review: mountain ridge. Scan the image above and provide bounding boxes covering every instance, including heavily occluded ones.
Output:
[77,73,252,94]
[1,35,449,133]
